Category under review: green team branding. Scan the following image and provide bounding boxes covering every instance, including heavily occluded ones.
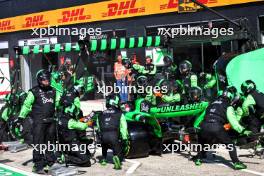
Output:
[154,103,203,113]
[0,166,26,176]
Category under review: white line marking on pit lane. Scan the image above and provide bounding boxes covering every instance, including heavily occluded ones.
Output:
[217,163,264,176]
[0,163,39,176]
[242,169,264,176]
[125,159,142,175]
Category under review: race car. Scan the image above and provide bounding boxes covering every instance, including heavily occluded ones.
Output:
[123,98,209,158]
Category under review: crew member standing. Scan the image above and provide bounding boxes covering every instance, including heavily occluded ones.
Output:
[18,70,59,174]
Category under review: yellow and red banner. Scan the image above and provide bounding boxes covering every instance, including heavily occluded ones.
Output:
[0,0,262,33]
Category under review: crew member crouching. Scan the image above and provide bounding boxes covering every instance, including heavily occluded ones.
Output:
[97,94,129,170]
[58,80,92,167]
[195,87,250,170]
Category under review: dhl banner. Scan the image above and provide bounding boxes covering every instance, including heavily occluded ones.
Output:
[0,0,262,34]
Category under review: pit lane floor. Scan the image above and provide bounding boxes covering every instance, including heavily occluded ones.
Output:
[0,100,263,176]
[0,147,264,176]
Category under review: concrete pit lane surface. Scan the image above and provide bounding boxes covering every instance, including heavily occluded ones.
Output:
[0,100,263,176]
[1,147,264,176]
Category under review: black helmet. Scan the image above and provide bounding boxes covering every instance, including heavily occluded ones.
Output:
[170,80,182,94]
[106,94,120,108]
[137,76,148,87]
[122,58,131,69]
[156,78,168,88]
[179,60,192,75]
[230,94,242,108]
[161,79,170,94]
[221,86,237,102]
[189,86,202,102]
[163,56,173,66]
[36,69,51,88]
[241,80,256,95]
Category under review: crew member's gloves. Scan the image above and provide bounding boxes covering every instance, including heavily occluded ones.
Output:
[203,85,209,89]
[13,117,23,128]
[13,117,24,133]
[80,117,87,123]
[87,120,94,127]
[243,130,253,136]
[223,123,231,131]
[154,92,163,97]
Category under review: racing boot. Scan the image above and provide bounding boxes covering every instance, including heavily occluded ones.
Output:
[44,165,50,174]
[113,156,121,170]
[57,153,65,164]
[194,159,202,166]
[193,152,206,166]
[256,144,264,152]
[32,165,46,174]
[100,159,107,166]
[233,162,247,170]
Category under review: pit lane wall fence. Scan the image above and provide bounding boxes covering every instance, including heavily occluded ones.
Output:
[0,0,262,34]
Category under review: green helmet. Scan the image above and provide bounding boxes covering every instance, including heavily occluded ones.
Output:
[220,86,237,102]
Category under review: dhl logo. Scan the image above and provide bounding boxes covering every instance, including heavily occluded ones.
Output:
[0,20,15,31]
[160,0,178,10]
[102,0,145,17]
[160,0,217,10]
[58,8,91,23]
[22,15,49,28]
